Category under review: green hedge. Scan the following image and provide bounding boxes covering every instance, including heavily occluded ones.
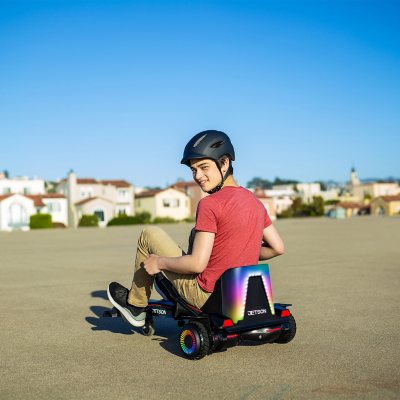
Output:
[78,214,99,227]
[152,216,177,224]
[107,212,152,226]
[30,213,53,229]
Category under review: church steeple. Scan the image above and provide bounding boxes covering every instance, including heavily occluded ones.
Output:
[350,165,360,186]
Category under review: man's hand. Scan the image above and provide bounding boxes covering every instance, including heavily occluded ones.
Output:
[144,254,163,276]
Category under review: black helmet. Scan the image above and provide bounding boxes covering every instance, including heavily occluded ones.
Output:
[181,130,235,166]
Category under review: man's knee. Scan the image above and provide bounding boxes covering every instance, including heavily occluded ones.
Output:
[139,225,165,246]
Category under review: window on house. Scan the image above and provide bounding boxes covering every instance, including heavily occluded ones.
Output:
[80,187,93,198]
[47,202,61,212]
[23,187,31,195]
[163,198,180,208]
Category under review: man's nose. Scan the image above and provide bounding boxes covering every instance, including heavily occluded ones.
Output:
[195,170,204,180]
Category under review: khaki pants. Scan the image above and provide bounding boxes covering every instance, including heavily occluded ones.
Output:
[127,226,211,309]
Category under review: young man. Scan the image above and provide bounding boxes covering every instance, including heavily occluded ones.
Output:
[108,130,284,327]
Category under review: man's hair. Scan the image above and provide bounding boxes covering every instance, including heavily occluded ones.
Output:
[216,155,234,176]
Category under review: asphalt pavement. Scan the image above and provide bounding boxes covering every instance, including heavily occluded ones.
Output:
[1,216,399,399]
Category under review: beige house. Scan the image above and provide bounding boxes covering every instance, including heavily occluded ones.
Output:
[75,197,115,227]
[171,181,207,218]
[56,170,134,227]
[352,182,399,201]
[135,188,191,221]
[370,195,400,216]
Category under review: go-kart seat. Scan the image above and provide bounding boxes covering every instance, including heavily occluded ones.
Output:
[201,264,275,324]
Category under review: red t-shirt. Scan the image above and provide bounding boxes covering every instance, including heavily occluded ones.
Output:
[195,186,272,292]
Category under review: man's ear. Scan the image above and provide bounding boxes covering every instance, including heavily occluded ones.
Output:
[221,157,230,173]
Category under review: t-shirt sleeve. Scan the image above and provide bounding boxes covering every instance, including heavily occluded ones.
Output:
[195,198,218,233]
[264,208,272,229]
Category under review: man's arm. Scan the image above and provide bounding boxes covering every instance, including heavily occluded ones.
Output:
[144,231,215,276]
[259,224,285,260]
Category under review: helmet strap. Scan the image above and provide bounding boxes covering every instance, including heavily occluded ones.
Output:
[206,160,230,194]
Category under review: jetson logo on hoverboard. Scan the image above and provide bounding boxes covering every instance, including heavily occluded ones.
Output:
[247,309,267,316]
[152,308,167,315]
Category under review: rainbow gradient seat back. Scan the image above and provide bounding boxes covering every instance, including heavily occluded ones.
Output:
[201,264,275,324]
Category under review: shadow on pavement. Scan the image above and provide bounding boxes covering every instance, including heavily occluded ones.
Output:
[86,305,136,335]
[91,290,108,300]
[86,290,191,357]
[151,319,186,358]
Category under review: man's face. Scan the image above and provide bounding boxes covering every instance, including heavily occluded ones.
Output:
[189,158,222,192]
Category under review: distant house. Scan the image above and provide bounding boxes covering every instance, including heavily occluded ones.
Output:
[0,193,67,231]
[56,170,134,227]
[296,183,322,204]
[135,187,191,221]
[329,202,369,219]
[370,195,400,216]
[0,175,45,195]
[263,188,295,215]
[253,188,277,220]
[171,181,207,217]
[352,182,400,201]
[74,197,115,227]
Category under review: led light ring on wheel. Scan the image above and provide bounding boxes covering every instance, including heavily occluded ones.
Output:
[180,329,198,355]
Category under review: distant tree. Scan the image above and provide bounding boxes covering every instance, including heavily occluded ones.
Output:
[324,199,340,206]
[291,197,304,215]
[316,181,327,191]
[277,196,324,218]
[273,177,299,186]
[45,181,57,193]
[311,196,325,216]
[3,170,9,178]
[247,177,272,189]
[144,186,162,191]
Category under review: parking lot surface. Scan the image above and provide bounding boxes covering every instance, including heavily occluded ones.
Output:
[1,216,399,399]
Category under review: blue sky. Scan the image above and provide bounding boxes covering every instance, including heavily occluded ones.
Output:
[1,0,399,188]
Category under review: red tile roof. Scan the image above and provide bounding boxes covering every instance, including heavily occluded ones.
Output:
[135,190,163,199]
[0,193,65,206]
[26,194,66,207]
[100,180,131,188]
[59,177,131,188]
[337,202,364,209]
[379,195,400,202]
[25,195,46,207]
[172,181,198,188]
[0,194,13,201]
[77,178,99,184]
[254,188,270,199]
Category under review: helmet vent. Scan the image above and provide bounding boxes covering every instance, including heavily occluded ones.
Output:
[211,140,224,148]
[193,134,207,148]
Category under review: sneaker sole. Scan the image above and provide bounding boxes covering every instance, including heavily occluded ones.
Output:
[107,285,146,328]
